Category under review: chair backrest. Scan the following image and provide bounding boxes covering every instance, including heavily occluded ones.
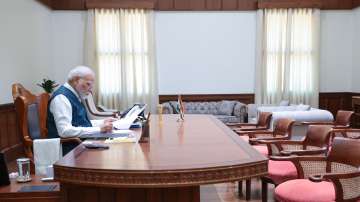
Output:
[257,112,272,129]
[273,118,295,138]
[83,93,98,119]
[303,125,332,149]
[14,92,49,159]
[334,110,354,126]
[12,83,35,101]
[328,137,360,168]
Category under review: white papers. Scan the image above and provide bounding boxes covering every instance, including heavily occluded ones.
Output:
[112,129,132,134]
[104,131,137,143]
[113,105,146,130]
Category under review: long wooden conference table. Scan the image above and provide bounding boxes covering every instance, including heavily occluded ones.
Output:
[54,114,267,202]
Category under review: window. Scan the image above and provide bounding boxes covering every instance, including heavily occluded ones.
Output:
[258,8,319,105]
[93,9,157,110]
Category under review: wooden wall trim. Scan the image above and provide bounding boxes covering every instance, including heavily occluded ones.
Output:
[159,94,255,104]
[86,0,155,9]
[354,0,360,8]
[258,0,353,10]
[35,0,360,10]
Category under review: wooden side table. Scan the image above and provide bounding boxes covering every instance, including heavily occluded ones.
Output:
[0,175,60,202]
[352,96,360,128]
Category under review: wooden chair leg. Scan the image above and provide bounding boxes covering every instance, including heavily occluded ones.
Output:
[246,179,251,200]
[261,179,267,202]
[238,181,243,197]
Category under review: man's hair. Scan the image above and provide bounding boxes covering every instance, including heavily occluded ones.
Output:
[67,66,95,82]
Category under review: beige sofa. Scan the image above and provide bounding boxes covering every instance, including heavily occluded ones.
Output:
[161,100,247,123]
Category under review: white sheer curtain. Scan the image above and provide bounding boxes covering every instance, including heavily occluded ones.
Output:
[255,8,320,107]
[84,9,158,112]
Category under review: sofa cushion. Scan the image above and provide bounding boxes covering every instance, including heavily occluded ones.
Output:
[296,104,311,111]
[217,100,236,116]
[215,115,240,123]
[279,100,290,106]
[183,102,218,114]
[258,105,298,112]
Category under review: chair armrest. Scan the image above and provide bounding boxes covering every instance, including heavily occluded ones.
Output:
[269,155,298,161]
[97,105,118,113]
[331,128,360,139]
[227,123,257,127]
[310,171,360,182]
[92,111,118,118]
[236,130,273,135]
[61,137,82,144]
[301,121,334,125]
[271,155,328,179]
[234,127,267,132]
[311,171,360,201]
[332,125,350,129]
[257,139,302,145]
[249,135,289,144]
[281,148,327,156]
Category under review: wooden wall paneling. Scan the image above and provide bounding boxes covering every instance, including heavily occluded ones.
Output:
[52,0,86,10]
[191,0,207,10]
[258,0,322,9]
[156,0,174,10]
[174,0,191,10]
[159,94,255,104]
[86,0,156,9]
[0,104,24,163]
[321,0,353,9]
[36,0,360,10]
[353,0,360,8]
[222,0,238,10]
[319,92,352,117]
[237,0,258,10]
[206,0,222,10]
[0,112,7,151]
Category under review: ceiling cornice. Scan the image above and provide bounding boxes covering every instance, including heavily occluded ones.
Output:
[36,0,360,11]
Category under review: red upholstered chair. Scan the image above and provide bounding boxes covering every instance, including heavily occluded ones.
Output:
[273,137,360,202]
[227,112,272,131]
[236,118,295,200]
[237,118,295,156]
[302,110,354,129]
[331,128,360,139]
[259,125,333,202]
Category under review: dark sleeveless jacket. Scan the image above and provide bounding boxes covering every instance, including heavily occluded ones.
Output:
[47,85,92,139]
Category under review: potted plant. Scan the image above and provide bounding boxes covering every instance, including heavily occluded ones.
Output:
[37,78,59,93]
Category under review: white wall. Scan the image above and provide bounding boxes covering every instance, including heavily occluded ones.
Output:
[1,6,359,104]
[155,11,256,94]
[50,11,87,85]
[0,0,52,104]
[319,11,353,92]
[352,7,360,93]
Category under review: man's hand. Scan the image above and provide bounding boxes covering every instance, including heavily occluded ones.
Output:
[100,118,117,133]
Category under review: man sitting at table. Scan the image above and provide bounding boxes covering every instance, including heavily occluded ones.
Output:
[47,66,115,154]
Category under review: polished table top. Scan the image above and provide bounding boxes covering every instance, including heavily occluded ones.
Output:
[54,115,267,187]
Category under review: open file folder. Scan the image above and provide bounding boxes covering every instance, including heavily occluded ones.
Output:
[81,104,146,140]
[113,104,146,130]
